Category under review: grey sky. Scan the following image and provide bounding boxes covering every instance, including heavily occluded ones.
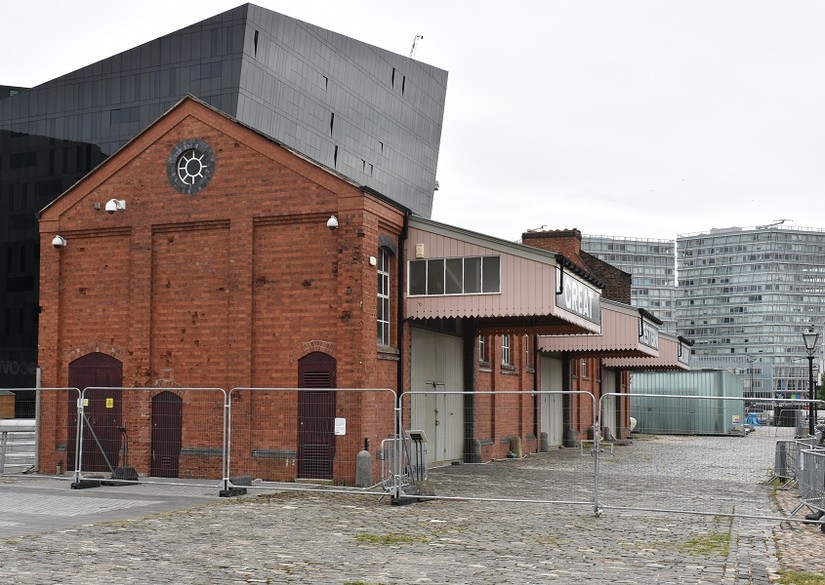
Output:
[3,1,824,241]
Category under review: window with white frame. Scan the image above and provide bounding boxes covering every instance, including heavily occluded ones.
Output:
[524,335,533,370]
[479,335,489,365]
[580,358,588,379]
[502,334,512,366]
[377,248,391,346]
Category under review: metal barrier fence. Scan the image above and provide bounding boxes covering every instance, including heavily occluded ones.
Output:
[0,386,45,474]
[71,387,227,488]
[3,385,824,526]
[398,390,601,513]
[0,388,80,480]
[795,445,825,518]
[595,393,824,524]
[0,418,36,474]
[224,388,399,498]
[773,440,800,483]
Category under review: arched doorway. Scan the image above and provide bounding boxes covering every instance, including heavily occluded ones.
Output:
[151,391,183,477]
[297,352,336,480]
[67,352,123,472]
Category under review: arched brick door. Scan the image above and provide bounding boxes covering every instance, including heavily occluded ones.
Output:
[297,352,336,480]
[151,391,183,478]
[67,352,123,472]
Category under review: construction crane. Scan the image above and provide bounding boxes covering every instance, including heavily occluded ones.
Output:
[409,34,423,58]
[756,219,792,229]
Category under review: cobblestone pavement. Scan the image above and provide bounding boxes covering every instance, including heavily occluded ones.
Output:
[1,429,823,584]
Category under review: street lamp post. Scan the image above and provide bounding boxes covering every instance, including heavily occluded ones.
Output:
[802,328,820,437]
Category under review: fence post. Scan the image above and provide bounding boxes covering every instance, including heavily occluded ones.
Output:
[394,404,402,501]
[74,392,83,482]
[593,393,602,517]
[223,396,231,493]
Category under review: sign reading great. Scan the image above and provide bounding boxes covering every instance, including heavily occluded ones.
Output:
[555,270,601,325]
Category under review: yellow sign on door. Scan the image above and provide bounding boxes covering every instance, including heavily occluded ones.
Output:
[106,398,114,409]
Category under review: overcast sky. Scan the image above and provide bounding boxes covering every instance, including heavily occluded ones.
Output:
[3,1,824,242]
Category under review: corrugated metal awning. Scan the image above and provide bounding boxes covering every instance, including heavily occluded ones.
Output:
[538,299,661,358]
[602,334,693,371]
[404,218,603,335]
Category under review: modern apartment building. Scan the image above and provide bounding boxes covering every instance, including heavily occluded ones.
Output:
[583,225,825,402]
[581,234,678,332]
[0,3,448,399]
[676,223,825,401]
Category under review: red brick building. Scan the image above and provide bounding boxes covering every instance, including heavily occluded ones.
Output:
[38,97,408,482]
[37,97,683,484]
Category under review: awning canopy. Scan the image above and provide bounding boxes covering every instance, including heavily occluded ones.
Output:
[405,218,603,335]
[602,333,693,371]
[538,300,661,358]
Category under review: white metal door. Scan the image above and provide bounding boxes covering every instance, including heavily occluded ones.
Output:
[540,355,564,447]
[601,369,618,440]
[411,328,464,464]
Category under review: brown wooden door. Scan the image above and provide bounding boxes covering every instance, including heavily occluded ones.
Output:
[67,353,123,472]
[297,352,336,480]
[151,391,183,478]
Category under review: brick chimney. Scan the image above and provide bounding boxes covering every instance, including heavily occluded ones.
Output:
[521,228,631,304]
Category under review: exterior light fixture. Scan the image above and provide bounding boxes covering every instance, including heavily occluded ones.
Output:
[802,327,820,437]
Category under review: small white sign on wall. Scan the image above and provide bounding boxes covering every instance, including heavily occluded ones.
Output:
[334,417,346,436]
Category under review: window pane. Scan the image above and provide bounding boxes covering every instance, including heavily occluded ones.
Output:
[445,258,463,294]
[482,256,501,293]
[409,260,427,295]
[427,259,444,295]
[464,257,481,293]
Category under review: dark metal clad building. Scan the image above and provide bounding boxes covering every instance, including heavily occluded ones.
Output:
[0,3,448,401]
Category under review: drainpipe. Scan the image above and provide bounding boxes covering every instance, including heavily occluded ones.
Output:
[532,334,539,450]
[396,211,410,410]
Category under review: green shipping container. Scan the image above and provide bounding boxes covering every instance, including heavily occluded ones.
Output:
[630,369,745,435]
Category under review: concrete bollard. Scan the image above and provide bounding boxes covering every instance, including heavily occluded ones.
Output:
[540,432,550,452]
[509,436,523,458]
[355,449,372,487]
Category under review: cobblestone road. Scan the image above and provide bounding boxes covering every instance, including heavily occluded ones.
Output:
[1,428,823,584]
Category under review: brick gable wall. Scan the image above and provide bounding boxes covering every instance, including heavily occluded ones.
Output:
[37,100,405,483]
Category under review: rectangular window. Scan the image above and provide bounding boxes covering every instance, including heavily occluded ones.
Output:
[10,152,36,169]
[408,256,501,296]
[464,257,481,293]
[502,335,512,366]
[482,256,501,293]
[524,335,533,369]
[580,358,589,379]
[445,258,463,294]
[377,249,391,346]
[426,259,445,295]
[409,259,426,295]
[479,336,489,365]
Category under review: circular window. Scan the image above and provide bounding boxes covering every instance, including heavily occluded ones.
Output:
[166,139,215,195]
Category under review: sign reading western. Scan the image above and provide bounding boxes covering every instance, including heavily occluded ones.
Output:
[555,269,601,325]
[638,318,659,350]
